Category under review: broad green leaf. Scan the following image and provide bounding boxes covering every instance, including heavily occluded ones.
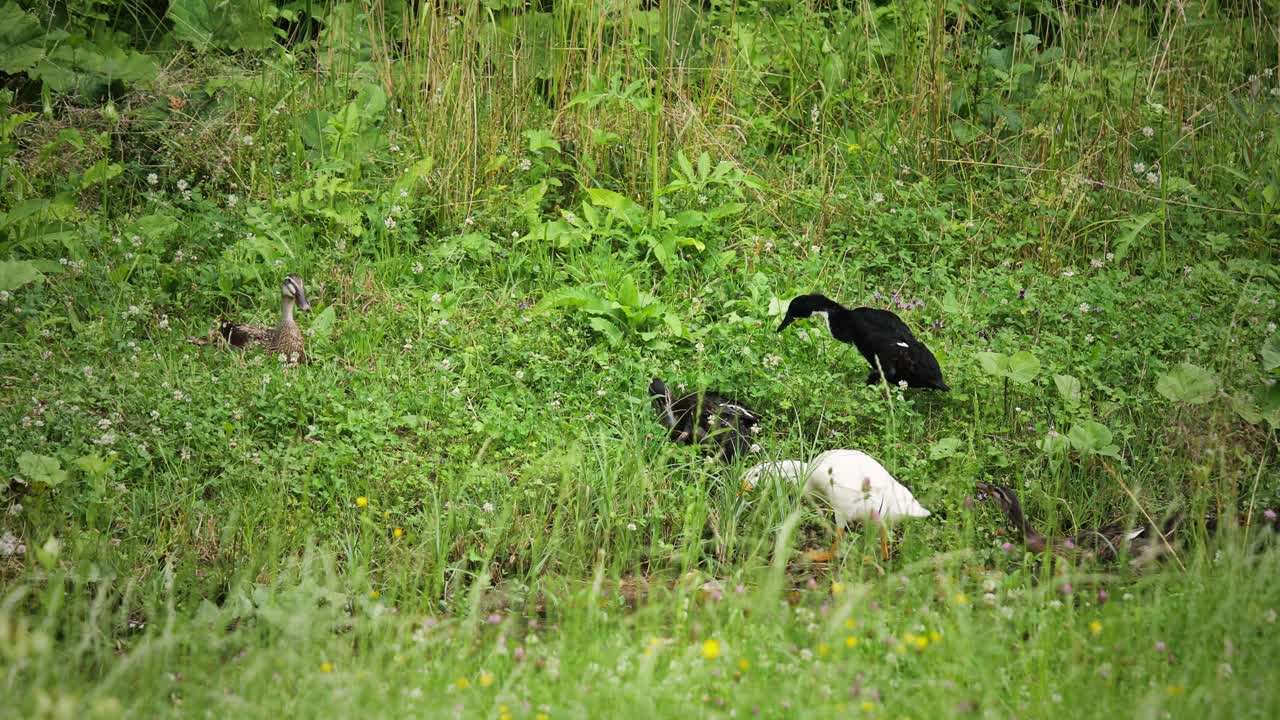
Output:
[1067,420,1119,458]
[0,2,52,73]
[976,351,1007,377]
[523,128,560,154]
[80,159,123,188]
[309,305,337,340]
[616,275,641,309]
[587,316,622,344]
[1262,331,1280,373]
[0,259,43,292]
[1007,351,1041,384]
[929,437,962,460]
[18,451,67,489]
[1038,432,1071,456]
[72,453,112,477]
[169,0,279,51]
[1155,363,1217,404]
[1053,374,1081,407]
[585,188,636,212]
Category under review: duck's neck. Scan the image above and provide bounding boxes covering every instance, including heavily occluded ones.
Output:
[279,297,297,327]
[999,493,1037,540]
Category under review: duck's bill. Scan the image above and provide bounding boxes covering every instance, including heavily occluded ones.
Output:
[295,285,312,312]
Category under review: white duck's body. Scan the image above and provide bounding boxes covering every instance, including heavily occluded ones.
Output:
[743,450,930,560]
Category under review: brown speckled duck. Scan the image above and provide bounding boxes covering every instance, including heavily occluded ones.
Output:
[190,274,311,361]
[976,482,1181,567]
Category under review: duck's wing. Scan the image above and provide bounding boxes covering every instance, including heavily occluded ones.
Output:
[220,322,274,348]
[848,309,946,388]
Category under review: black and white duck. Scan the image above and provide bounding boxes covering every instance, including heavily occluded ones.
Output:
[777,293,948,390]
[189,274,312,362]
[648,378,761,462]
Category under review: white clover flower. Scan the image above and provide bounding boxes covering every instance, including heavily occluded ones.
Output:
[518,158,532,171]
[1079,303,1090,313]
[1145,172,1160,185]
[871,192,885,204]
[431,293,442,304]
[482,502,494,513]
[464,216,475,226]
[411,261,424,274]
[1141,126,1155,138]
[1133,161,1147,174]
[176,179,189,192]
[147,173,158,185]
[242,135,254,146]
[384,216,397,229]
[514,369,524,380]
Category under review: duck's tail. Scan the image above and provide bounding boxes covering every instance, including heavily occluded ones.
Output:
[740,460,808,491]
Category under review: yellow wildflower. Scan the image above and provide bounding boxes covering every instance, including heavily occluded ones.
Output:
[914,636,929,650]
[455,677,470,690]
[861,700,874,712]
[929,631,941,643]
[394,527,404,538]
[1166,685,1185,696]
[737,658,750,671]
[831,581,844,595]
[1089,620,1103,636]
[536,714,550,720]
[320,662,334,673]
[370,590,380,599]
[356,496,369,507]
[847,143,862,153]
[478,670,495,687]
[845,618,857,629]
[953,593,969,605]
[845,635,859,648]
[702,639,721,660]
[817,642,831,658]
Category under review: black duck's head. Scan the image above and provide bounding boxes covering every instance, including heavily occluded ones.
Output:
[282,274,312,312]
[777,293,836,332]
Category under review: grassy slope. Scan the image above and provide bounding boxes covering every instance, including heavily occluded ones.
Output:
[2,1,1279,718]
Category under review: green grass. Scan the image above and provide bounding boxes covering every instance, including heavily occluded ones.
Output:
[2,1,1280,718]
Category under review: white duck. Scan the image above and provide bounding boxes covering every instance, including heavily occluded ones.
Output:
[742,449,931,561]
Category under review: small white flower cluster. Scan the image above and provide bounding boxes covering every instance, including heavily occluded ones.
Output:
[0,532,26,557]
[763,353,782,368]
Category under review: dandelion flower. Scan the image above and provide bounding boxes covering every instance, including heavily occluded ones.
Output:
[478,670,495,687]
[845,636,859,648]
[356,496,369,507]
[1089,620,1102,635]
[831,582,844,595]
[953,593,969,605]
[394,527,404,538]
[861,701,874,712]
[701,639,721,660]
[320,662,334,673]
[455,677,470,690]
[1167,684,1185,696]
